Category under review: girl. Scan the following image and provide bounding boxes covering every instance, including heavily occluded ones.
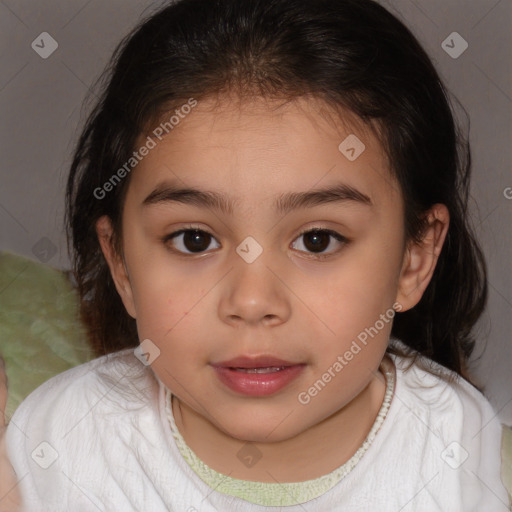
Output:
[2,0,510,510]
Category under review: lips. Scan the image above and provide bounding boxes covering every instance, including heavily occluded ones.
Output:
[210,355,305,396]
[211,355,298,369]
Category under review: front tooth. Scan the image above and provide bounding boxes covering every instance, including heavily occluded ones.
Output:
[235,367,284,373]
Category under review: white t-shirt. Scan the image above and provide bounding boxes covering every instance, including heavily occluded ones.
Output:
[6,345,510,512]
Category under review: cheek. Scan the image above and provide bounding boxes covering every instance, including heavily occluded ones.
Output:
[128,260,211,346]
[346,229,403,306]
[135,287,211,387]
[305,255,399,333]
[292,235,401,369]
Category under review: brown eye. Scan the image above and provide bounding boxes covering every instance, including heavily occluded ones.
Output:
[166,229,220,254]
[291,229,347,256]
[303,231,330,252]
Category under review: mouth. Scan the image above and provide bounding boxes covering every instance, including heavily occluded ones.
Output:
[210,355,305,396]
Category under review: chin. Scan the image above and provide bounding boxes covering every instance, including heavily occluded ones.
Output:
[217,415,302,444]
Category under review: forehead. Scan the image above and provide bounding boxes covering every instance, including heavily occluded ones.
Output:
[127,95,400,212]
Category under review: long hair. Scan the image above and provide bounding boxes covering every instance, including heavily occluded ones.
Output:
[66,0,487,378]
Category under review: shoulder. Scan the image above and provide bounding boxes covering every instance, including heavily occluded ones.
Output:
[385,338,509,509]
[5,348,159,463]
[11,348,155,418]
[388,337,498,428]
[4,350,177,510]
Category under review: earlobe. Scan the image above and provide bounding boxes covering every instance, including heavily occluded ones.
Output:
[396,204,450,311]
[96,216,137,319]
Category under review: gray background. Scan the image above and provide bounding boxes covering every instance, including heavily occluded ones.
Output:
[0,0,511,423]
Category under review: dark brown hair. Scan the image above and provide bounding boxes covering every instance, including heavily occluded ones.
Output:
[66,0,487,379]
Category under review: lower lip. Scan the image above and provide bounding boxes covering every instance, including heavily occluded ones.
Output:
[212,365,305,396]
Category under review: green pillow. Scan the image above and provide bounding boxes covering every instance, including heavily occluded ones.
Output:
[0,251,93,420]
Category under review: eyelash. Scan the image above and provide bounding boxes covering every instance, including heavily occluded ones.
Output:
[162,225,348,259]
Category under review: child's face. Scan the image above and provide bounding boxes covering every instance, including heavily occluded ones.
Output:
[105,96,411,442]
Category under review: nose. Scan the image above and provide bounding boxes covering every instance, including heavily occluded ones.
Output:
[218,254,292,328]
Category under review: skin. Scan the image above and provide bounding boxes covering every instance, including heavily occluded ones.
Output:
[0,358,20,511]
[97,95,449,483]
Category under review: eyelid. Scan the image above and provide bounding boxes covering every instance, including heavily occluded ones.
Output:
[295,225,347,240]
[164,223,214,237]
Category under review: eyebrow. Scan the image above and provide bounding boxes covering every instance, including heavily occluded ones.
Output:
[142,182,372,215]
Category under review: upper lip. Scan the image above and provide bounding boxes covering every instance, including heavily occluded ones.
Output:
[211,356,301,368]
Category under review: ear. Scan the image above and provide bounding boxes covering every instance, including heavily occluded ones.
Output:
[96,215,137,319]
[396,204,449,312]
